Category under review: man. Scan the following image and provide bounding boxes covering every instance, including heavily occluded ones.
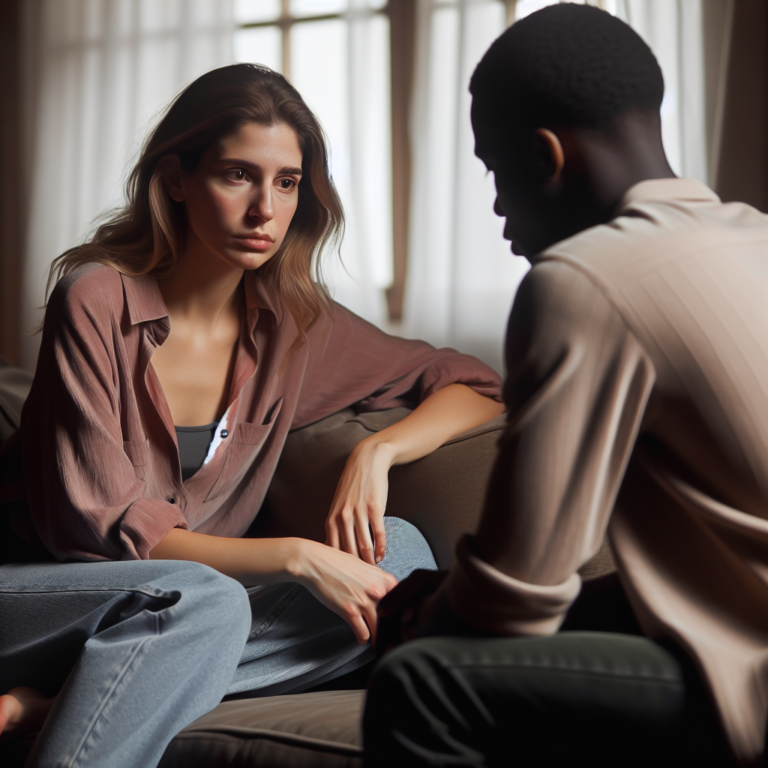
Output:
[363,5,768,767]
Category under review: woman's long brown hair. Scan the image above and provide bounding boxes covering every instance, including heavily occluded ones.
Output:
[47,63,344,347]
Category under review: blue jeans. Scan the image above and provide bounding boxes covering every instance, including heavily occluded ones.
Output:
[0,517,435,768]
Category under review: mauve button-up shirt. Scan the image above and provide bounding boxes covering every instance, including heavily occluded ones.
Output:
[7,264,501,563]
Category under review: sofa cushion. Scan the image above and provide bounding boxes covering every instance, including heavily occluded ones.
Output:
[159,691,364,768]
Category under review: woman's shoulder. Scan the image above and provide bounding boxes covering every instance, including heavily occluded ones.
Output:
[47,263,125,324]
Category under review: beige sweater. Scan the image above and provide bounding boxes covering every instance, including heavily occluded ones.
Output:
[445,178,768,764]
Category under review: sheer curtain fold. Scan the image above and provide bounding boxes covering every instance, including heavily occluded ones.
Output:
[615,0,708,182]
[20,0,235,371]
[17,0,713,374]
[403,0,529,375]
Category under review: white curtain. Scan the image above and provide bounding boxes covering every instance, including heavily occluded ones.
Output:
[18,0,711,375]
[614,0,708,183]
[285,2,393,326]
[20,0,235,371]
[403,0,528,375]
[403,0,710,374]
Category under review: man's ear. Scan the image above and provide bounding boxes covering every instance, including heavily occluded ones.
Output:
[158,155,184,202]
[535,128,564,185]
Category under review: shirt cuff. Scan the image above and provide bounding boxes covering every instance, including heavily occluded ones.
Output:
[444,534,581,636]
[118,497,189,560]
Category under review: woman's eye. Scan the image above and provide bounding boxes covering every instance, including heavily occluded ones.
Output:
[277,178,297,192]
[225,169,246,181]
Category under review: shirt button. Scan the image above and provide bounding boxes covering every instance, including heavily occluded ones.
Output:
[167,496,176,504]
[220,429,229,438]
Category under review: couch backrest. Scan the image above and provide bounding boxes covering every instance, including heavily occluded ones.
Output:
[0,360,33,445]
[252,408,507,570]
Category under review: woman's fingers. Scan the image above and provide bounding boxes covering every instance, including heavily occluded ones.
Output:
[346,612,371,645]
[299,542,397,646]
[355,509,377,566]
[341,513,360,559]
[325,520,341,551]
[371,514,386,564]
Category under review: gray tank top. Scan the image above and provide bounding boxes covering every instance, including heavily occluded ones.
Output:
[175,422,217,481]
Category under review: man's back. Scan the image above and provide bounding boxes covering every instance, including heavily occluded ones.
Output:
[542,177,768,758]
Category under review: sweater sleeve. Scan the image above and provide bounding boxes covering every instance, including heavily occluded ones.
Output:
[291,302,502,429]
[442,259,655,635]
[21,270,187,562]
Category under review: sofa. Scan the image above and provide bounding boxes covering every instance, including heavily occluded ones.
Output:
[0,358,615,767]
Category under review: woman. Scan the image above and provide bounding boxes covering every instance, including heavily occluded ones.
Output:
[0,64,502,767]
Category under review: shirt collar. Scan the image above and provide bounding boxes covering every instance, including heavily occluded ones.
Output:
[242,269,282,327]
[617,177,720,214]
[121,272,169,326]
[121,269,280,332]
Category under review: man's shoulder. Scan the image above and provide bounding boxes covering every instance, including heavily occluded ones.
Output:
[539,188,768,288]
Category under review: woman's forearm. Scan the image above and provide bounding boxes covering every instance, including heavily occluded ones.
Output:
[358,383,504,468]
[149,527,308,586]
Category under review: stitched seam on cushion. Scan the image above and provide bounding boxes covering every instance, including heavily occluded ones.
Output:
[171,728,363,755]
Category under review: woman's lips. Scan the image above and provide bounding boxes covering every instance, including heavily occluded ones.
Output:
[234,234,275,250]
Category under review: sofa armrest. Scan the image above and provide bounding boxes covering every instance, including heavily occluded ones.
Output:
[256,407,615,578]
[253,406,501,569]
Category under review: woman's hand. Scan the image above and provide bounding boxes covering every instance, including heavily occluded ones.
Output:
[325,385,504,565]
[151,529,397,645]
[293,539,398,645]
[325,438,395,566]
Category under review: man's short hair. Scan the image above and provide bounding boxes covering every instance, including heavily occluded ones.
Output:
[470,4,664,137]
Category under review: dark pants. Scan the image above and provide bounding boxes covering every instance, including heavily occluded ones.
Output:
[363,576,736,767]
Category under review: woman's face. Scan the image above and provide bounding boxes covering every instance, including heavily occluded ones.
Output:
[174,121,303,271]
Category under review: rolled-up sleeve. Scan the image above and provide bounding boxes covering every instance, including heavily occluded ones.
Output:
[22,273,187,562]
[443,259,655,635]
[292,302,502,428]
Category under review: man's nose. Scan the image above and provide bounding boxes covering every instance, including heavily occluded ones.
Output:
[494,197,504,217]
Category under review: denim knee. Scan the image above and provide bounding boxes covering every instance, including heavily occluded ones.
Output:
[155,561,251,646]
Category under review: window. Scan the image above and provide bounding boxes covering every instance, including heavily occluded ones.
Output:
[234,0,395,325]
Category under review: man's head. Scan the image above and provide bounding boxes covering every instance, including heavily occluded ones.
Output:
[471,4,673,258]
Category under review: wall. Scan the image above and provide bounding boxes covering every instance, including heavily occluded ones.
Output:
[712,0,768,212]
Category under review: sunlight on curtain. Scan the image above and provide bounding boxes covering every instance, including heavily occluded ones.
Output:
[21,0,235,370]
[292,9,393,324]
[404,0,708,375]
[403,0,529,374]
[234,0,393,326]
[615,0,707,182]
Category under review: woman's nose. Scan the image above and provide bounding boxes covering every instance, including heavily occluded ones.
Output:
[248,187,274,222]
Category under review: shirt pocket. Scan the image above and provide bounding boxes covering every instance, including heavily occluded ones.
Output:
[204,399,283,501]
[123,438,150,482]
